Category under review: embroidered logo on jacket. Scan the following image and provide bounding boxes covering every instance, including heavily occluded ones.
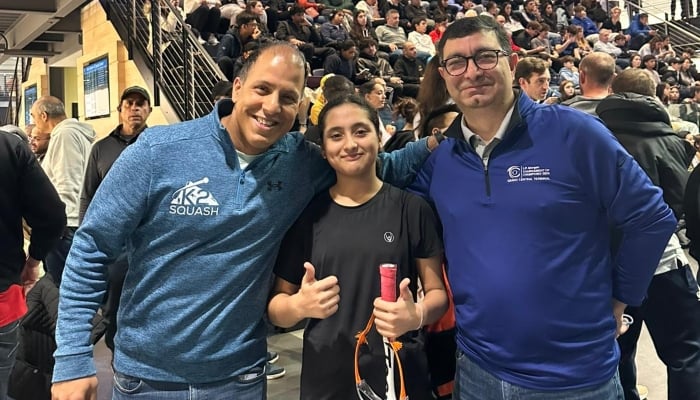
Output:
[506,165,551,183]
[169,177,220,216]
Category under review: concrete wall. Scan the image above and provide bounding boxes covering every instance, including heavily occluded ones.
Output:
[20,0,173,139]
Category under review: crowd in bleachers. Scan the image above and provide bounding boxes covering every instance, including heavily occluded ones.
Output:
[156,0,700,141]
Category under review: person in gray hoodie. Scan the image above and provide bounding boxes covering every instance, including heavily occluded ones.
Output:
[30,96,95,287]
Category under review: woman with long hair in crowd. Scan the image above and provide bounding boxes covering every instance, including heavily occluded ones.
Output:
[628,53,643,69]
[498,2,524,34]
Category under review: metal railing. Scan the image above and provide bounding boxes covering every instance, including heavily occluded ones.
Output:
[105,0,226,121]
[2,57,30,126]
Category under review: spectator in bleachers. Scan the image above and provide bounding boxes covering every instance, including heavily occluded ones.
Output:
[663,57,695,97]
[639,35,676,62]
[515,56,556,103]
[297,0,326,23]
[429,15,448,43]
[323,39,357,80]
[408,17,436,60]
[277,6,336,68]
[184,0,223,45]
[416,57,450,125]
[581,0,607,25]
[555,25,582,61]
[595,29,629,69]
[245,1,271,36]
[559,79,577,102]
[574,26,593,57]
[513,0,541,27]
[216,12,260,81]
[406,0,432,26]
[232,41,260,80]
[562,52,615,114]
[531,23,556,57]
[570,5,598,42]
[382,0,409,29]
[669,84,682,104]
[375,9,408,64]
[320,9,351,46]
[514,22,545,54]
[614,33,633,60]
[629,13,657,50]
[601,6,625,37]
[393,41,424,97]
[628,53,642,70]
[642,54,662,84]
[356,39,404,100]
[359,81,393,144]
[483,1,499,18]
[554,0,571,32]
[540,1,558,33]
[498,2,525,34]
[321,0,353,11]
[559,55,580,87]
[355,0,383,25]
[350,9,378,43]
[266,0,292,32]
[429,0,456,23]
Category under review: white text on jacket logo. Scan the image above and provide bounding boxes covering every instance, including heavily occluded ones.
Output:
[507,165,551,183]
[169,177,220,216]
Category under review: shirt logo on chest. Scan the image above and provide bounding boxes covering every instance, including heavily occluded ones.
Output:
[169,177,220,216]
[384,232,395,243]
[506,165,551,183]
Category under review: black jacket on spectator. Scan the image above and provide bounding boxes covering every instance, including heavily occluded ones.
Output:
[276,20,323,45]
[393,55,425,84]
[216,29,246,61]
[323,53,356,81]
[80,125,142,223]
[596,93,693,218]
[0,133,65,292]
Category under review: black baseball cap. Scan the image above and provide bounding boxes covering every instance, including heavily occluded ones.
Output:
[121,86,151,104]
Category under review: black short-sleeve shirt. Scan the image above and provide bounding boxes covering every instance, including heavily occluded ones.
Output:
[274,184,443,400]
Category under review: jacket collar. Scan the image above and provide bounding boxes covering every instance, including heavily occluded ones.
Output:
[444,89,531,144]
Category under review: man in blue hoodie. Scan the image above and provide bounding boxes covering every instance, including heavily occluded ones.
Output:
[410,16,676,399]
[51,42,441,400]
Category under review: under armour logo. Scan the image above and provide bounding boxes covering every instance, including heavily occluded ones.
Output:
[267,181,283,191]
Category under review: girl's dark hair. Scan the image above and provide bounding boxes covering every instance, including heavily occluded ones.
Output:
[318,94,381,141]
[417,57,449,124]
[419,103,460,138]
[393,97,419,122]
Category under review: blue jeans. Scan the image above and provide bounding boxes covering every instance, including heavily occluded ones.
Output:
[454,351,624,400]
[112,367,266,400]
[0,321,20,400]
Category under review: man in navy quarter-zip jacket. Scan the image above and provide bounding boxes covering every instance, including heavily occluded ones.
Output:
[51,42,442,400]
[410,16,676,399]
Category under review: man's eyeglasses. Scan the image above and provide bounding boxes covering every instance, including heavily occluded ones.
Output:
[29,136,50,142]
[441,49,508,76]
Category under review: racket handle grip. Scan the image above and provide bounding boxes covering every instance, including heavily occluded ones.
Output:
[379,264,397,302]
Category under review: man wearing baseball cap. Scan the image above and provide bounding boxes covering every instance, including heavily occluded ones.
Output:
[80,85,152,353]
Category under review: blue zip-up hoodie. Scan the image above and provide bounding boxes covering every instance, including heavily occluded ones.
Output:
[410,92,676,390]
[53,99,430,383]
